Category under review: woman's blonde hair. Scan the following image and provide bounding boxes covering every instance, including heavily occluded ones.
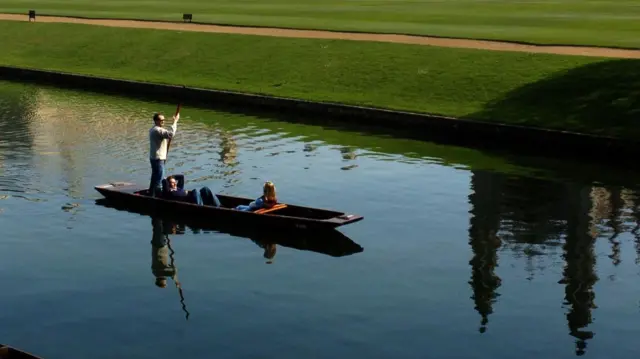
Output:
[263,181,277,202]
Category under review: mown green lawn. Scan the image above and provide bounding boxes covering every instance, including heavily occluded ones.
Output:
[1,21,638,140]
[2,0,640,48]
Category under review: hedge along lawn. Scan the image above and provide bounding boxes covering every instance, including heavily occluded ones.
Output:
[2,0,640,48]
[1,21,639,140]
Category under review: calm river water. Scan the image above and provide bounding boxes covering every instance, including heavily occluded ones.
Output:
[1,80,640,359]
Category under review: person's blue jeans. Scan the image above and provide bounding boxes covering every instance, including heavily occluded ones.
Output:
[199,187,221,207]
[149,159,165,197]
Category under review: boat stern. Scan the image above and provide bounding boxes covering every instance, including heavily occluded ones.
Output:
[327,213,364,227]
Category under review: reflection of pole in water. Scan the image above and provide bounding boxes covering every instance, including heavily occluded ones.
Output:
[467,171,502,333]
[167,236,191,320]
[560,186,597,356]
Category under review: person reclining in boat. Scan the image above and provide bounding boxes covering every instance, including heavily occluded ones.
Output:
[163,175,189,201]
[162,174,222,207]
[236,181,277,211]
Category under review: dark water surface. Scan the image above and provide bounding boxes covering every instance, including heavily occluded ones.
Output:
[1,80,640,359]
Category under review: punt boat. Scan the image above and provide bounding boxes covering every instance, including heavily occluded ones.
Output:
[94,179,363,231]
[95,198,364,258]
[0,345,43,359]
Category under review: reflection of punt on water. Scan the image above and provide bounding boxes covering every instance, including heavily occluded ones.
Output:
[0,344,43,359]
[94,198,365,258]
[94,180,364,231]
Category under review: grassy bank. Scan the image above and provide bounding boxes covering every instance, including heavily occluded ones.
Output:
[2,0,640,48]
[1,21,639,140]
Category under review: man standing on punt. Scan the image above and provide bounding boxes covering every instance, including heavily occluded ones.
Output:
[149,111,179,197]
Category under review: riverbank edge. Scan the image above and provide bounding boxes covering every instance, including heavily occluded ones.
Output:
[1,65,638,163]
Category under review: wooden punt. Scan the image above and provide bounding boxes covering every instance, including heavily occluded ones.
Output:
[0,345,43,359]
[94,180,363,231]
[95,198,364,257]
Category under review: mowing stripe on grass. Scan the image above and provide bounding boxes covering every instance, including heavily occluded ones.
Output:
[1,13,640,58]
[2,0,640,48]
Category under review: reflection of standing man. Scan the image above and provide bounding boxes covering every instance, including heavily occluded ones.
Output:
[148,112,179,197]
[151,217,176,288]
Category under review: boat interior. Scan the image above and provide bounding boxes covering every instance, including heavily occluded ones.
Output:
[129,174,345,220]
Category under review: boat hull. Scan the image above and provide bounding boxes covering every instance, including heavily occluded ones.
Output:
[95,198,364,257]
[94,182,363,230]
[0,345,43,359]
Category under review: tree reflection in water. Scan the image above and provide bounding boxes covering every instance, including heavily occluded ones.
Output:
[467,170,640,355]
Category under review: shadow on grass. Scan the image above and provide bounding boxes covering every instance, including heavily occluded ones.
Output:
[469,59,640,140]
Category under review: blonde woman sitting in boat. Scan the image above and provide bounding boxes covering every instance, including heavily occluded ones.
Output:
[236,181,278,211]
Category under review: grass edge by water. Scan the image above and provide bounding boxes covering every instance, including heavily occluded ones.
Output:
[1,20,638,140]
